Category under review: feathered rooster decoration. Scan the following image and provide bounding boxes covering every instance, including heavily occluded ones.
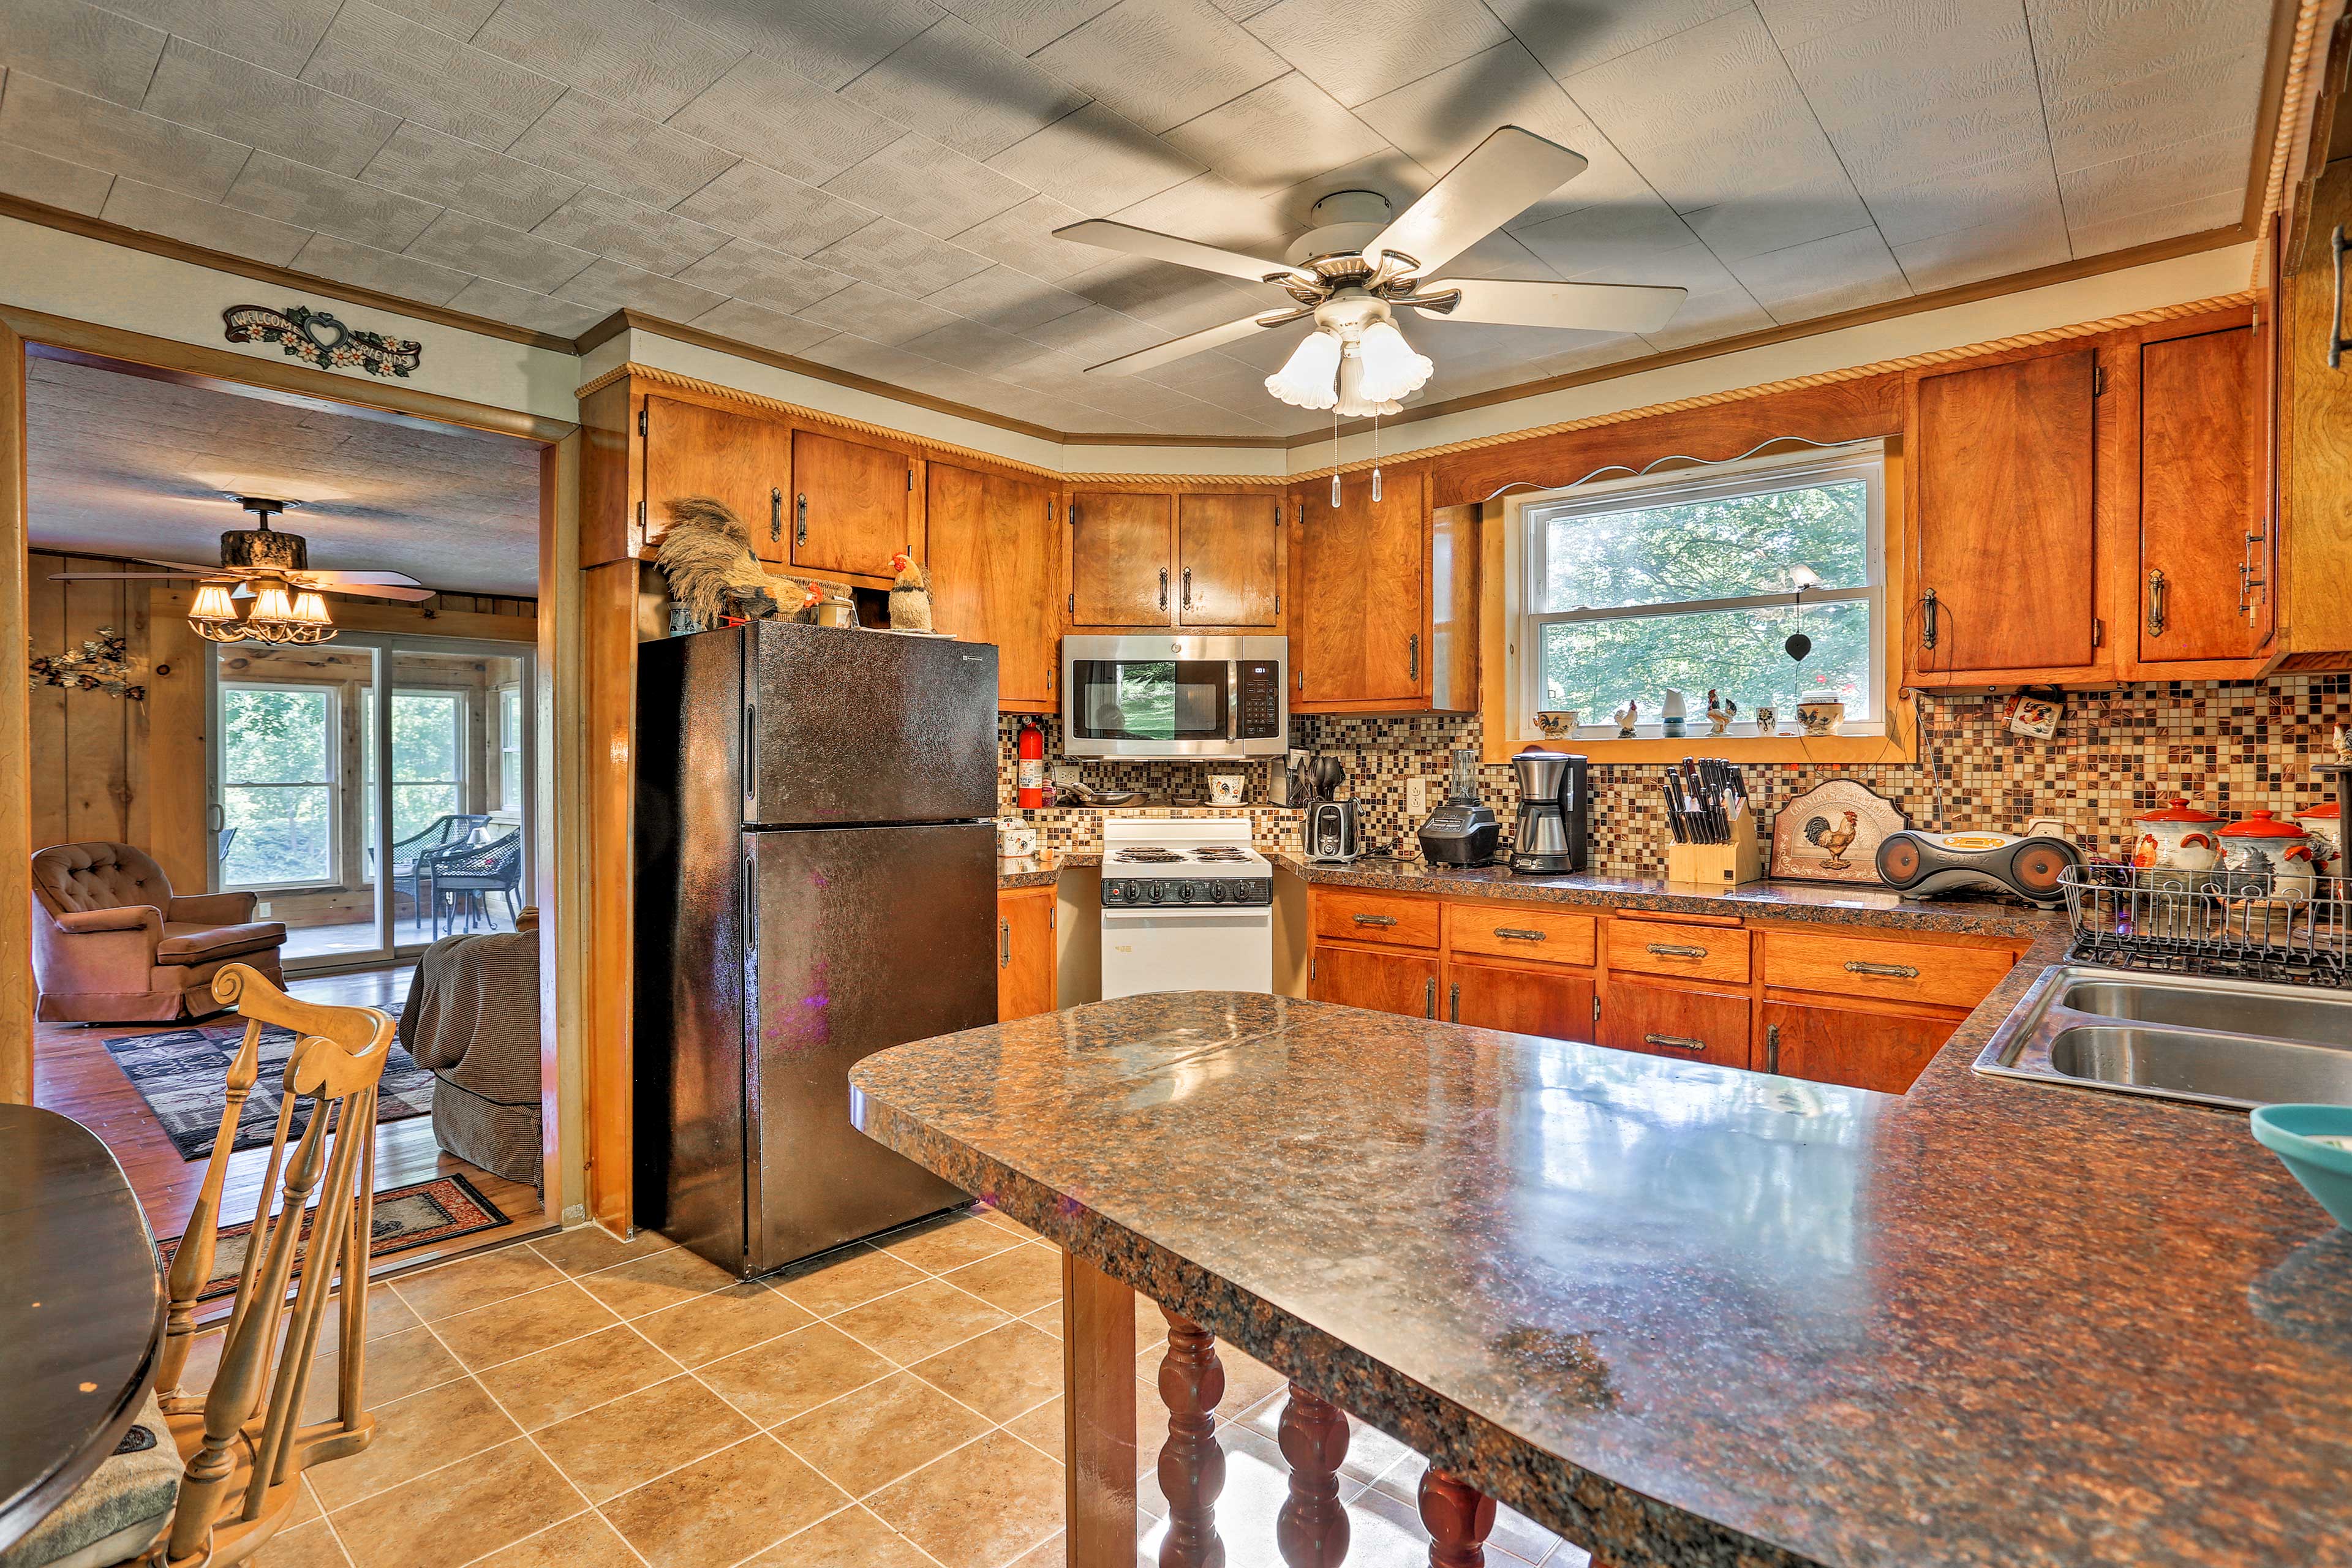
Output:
[655,496,801,630]
[888,550,934,632]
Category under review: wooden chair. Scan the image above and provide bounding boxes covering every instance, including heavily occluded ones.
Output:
[11,963,394,1568]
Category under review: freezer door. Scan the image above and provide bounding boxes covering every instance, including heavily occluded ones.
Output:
[745,620,998,826]
[744,821,995,1272]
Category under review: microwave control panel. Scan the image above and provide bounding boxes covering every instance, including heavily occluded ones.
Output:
[1238,660,1282,739]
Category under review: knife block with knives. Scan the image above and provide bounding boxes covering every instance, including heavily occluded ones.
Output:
[1659,758,1765,888]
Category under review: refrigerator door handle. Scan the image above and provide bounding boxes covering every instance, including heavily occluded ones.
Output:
[742,701,757,819]
[741,853,756,958]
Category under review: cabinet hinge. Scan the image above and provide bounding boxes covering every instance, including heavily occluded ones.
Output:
[1067,592,1075,616]
[2092,365,2107,396]
[2092,617,2105,648]
[907,469,914,491]
[1591,995,1600,1023]
[1068,503,1078,528]
[635,499,645,531]
[1309,955,1316,981]
[1274,590,1280,613]
[637,407,647,436]
[1294,500,1305,526]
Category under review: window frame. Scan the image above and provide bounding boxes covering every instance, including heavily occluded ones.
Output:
[1515,443,1889,741]
[216,678,342,893]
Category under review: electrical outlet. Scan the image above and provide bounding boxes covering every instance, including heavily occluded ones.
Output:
[254,900,271,918]
[1406,777,1430,817]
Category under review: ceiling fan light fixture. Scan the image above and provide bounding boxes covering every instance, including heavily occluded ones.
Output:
[1353,318,1432,403]
[187,579,244,643]
[287,590,337,644]
[1332,351,1403,420]
[1265,328,1342,410]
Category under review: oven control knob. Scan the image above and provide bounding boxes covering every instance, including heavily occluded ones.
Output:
[1104,882,1121,902]
[1177,882,1194,902]
[1147,883,1164,903]
[1208,882,1227,903]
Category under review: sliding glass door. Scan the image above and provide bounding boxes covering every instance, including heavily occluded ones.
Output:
[209,632,534,973]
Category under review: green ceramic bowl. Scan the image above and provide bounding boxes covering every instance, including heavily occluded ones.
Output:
[2250,1104,2352,1229]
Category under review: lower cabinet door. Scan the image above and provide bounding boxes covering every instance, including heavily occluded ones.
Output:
[1761,998,1956,1094]
[1599,979,1751,1069]
[997,887,1055,1022]
[1309,944,1441,1018]
[1446,960,1596,1042]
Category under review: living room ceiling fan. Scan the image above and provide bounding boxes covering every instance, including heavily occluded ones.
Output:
[48,494,434,646]
[1054,127,1687,415]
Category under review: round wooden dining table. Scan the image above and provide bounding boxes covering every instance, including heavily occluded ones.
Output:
[0,1104,166,1555]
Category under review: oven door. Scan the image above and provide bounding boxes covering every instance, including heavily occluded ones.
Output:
[1061,635,1287,757]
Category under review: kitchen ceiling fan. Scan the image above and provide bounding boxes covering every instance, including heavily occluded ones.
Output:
[48,494,434,645]
[1054,127,1687,415]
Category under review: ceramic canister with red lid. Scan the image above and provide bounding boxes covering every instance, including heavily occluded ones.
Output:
[2131,797,2222,872]
[2217,810,2318,902]
[2295,800,2342,873]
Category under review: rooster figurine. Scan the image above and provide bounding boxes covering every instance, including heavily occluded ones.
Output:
[1804,809,1861,870]
[888,550,934,632]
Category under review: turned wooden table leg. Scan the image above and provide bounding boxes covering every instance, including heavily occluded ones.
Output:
[1419,1469,1496,1568]
[1062,1251,1137,1568]
[1275,1383,1350,1567]
[1156,1305,1227,1568]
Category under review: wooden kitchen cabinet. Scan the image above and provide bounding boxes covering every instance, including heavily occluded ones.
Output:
[1068,491,1172,626]
[1598,978,1750,1069]
[998,886,1055,1022]
[643,396,792,563]
[1446,958,1595,1042]
[1177,492,1281,626]
[929,461,1058,711]
[2132,322,2269,668]
[1909,347,2101,684]
[792,428,916,580]
[1309,944,1441,1019]
[1289,464,1476,714]
[1760,997,1954,1095]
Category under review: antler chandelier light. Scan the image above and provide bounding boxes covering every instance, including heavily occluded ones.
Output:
[186,575,336,644]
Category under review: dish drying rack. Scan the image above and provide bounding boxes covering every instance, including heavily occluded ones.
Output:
[2062,862,2349,987]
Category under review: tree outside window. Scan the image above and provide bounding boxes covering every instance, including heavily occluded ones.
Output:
[220,684,336,888]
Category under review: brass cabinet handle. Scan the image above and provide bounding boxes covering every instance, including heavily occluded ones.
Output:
[1920,586,1939,650]
[1844,959,1919,979]
[794,493,808,549]
[1182,567,1192,610]
[1352,913,1397,927]
[1645,1033,1706,1052]
[1159,568,1169,611]
[1447,982,1459,1023]
[2146,567,2166,636]
[1766,1022,1781,1074]
[1494,927,1546,941]
[1408,632,1420,681]
[999,918,1009,969]
[1647,942,1708,959]
[1423,976,1436,1018]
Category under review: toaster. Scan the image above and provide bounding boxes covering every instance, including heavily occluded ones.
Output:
[1306,800,1361,862]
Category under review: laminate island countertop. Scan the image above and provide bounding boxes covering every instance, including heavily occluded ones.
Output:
[849,979,2352,1568]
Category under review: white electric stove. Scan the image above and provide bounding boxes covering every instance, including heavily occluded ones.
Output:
[1099,818,1274,998]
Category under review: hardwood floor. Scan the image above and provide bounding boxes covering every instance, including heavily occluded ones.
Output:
[32,966,549,1279]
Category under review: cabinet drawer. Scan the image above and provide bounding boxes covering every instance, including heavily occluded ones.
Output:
[1607,919,1751,984]
[1313,889,1439,949]
[1599,979,1749,1070]
[1446,903,1597,966]
[1310,946,1439,1018]
[1761,930,2013,1011]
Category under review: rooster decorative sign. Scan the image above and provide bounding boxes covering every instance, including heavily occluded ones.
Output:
[1769,779,1909,886]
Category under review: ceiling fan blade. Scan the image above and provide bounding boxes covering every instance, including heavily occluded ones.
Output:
[1084,308,1309,376]
[319,582,437,602]
[47,570,206,581]
[1368,127,1589,277]
[1052,219,1306,285]
[298,569,427,589]
[1409,277,1686,334]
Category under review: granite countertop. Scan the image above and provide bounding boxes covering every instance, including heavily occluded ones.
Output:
[852,948,2352,1567]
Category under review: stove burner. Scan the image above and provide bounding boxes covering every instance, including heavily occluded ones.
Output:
[1113,847,1183,864]
[1191,846,1252,862]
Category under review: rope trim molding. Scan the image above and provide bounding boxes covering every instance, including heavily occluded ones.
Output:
[2250,0,2328,286]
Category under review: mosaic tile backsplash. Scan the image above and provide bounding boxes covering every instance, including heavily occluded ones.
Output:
[1001,674,2352,876]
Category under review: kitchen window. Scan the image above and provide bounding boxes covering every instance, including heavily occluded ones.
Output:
[218,682,339,890]
[1518,445,1886,737]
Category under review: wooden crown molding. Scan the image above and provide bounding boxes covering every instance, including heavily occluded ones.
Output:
[2247,0,2335,283]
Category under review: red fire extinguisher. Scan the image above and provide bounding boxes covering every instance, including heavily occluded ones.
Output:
[1016,717,1044,809]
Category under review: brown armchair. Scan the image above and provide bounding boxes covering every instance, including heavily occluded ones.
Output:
[30,842,287,1022]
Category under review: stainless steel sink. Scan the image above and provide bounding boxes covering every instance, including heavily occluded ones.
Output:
[1976,966,2352,1110]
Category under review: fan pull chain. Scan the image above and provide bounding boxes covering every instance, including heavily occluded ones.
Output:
[1330,405,1340,508]
[1371,412,1382,502]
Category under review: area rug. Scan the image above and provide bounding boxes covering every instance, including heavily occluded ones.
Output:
[104,1020,435,1162]
[157,1174,509,1302]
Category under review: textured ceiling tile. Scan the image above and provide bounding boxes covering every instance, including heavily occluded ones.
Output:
[554,255,728,319]
[1162,71,1386,194]
[1016,300,1167,361]
[290,231,473,304]
[472,0,742,119]
[1727,225,1910,322]
[987,347,1100,398]
[1513,194,1701,277]
[823,134,1033,239]
[1112,172,1301,255]
[673,159,874,255]
[532,186,729,274]
[2026,0,2272,104]
[1637,283,1771,349]
[673,237,855,312]
[1437,229,1561,281]
[2068,186,2240,257]
[505,91,739,208]
[360,120,582,227]
[1861,146,2062,246]
[367,0,500,39]
[1134,347,1275,402]
[797,330,964,386]
[405,207,595,290]
[1564,8,1847,213]
[145,36,401,177]
[940,0,1120,55]
[0,130,112,213]
[102,176,311,263]
[0,71,252,200]
[902,315,1054,374]
[442,274,607,334]
[658,0,943,89]
[99,0,336,77]
[793,279,963,342]
[1063,253,1264,331]
[1033,0,1288,133]
[1243,0,1509,107]
[1890,203,2070,292]
[1753,0,1904,50]
[301,0,564,148]
[224,149,443,252]
[1526,333,1651,377]
[922,265,1091,331]
[669,52,903,182]
[1495,0,1747,81]
[0,0,164,107]
[1782,0,2046,187]
[986,101,1201,209]
[690,296,840,354]
[2057,121,2251,230]
[845,15,1092,160]
[1577,236,1741,292]
[2043,44,2261,173]
[809,216,995,293]
[1682,168,1873,261]
[1257,147,1430,227]
[950,194,1104,277]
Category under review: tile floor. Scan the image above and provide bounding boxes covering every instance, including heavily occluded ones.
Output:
[210,1206,1581,1568]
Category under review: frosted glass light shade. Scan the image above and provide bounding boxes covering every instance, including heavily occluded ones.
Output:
[1333,352,1404,420]
[1354,318,1432,402]
[1265,329,1341,409]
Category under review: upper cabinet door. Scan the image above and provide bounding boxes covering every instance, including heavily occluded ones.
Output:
[2138,325,2267,665]
[643,396,793,564]
[1297,466,1425,705]
[1069,491,1173,627]
[1177,492,1281,627]
[1913,350,2099,678]
[793,428,914,579]
[929,461,1058,710]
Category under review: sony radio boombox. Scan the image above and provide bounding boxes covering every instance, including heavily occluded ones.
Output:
[1874,829,2085,908]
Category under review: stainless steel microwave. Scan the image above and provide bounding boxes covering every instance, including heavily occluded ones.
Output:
[1060,635,1287,758]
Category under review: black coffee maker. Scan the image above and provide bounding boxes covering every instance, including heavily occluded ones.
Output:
[1509,747,1589,875]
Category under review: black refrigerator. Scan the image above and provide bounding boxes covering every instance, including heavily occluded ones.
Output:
[635,620,999,1278]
